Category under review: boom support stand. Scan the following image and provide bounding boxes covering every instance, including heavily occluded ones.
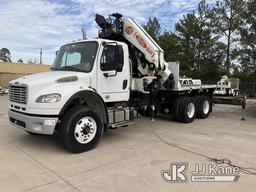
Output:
[241,93,246,121]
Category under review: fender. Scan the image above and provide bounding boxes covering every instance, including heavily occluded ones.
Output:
[59,89,108,125]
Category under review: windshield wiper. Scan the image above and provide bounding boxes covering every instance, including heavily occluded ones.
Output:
[58,66,84,72]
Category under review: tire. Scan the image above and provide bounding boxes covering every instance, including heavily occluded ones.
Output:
[171,97,182,121]
[177,97,196,123]
[195,95,211,119]
[59,105,104,153]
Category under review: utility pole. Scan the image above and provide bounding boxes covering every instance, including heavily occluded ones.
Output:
[39,48,42,64]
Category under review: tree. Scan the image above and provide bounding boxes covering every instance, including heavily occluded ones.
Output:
[143,17,161,41]
[174,0,225,81]
[175,2,212,70]
[175,12,199,72]
[0,48,12,62]
[195,0,214,71]
[239,0,256,75]
[158,31,180,62]
[211,0,245,72]
[17,58,23,63]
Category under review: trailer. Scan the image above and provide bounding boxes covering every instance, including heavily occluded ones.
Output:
[8,13,216,153]
[214,76,239,96]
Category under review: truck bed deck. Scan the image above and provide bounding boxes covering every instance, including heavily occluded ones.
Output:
[172,84,216,92]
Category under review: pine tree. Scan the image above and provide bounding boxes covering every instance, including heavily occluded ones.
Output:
[211,0,245,72]
[239,0,256,74]
[158,31,180,62]
[175,12,198,72]
[143,17,161,42]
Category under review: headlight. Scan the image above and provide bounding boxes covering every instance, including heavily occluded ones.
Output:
[36,93,61,103]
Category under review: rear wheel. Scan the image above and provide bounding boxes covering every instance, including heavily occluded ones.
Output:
[195,95,211,119]
[171,97,182,121]
[59,106,104,153]
[177,97,196,123]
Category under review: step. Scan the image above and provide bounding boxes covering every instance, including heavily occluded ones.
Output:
[110,121,134,128]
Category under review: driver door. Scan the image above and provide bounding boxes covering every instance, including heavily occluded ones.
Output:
[97,44,130,102]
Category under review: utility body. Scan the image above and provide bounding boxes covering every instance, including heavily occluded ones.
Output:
[8,13,216,153]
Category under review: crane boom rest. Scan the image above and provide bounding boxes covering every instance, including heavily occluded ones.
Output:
[95,13,172,89]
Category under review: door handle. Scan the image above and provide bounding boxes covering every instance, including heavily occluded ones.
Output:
[123,79,128,89]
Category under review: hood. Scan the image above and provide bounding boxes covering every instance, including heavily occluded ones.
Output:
[10,71,91,87]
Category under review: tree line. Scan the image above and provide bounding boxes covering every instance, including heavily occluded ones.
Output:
[0,47,38,64]
[143,0,256,83]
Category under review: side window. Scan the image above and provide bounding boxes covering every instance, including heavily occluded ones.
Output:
[101,45,117,71]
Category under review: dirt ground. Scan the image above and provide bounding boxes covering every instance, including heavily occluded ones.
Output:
[0,95,255,192]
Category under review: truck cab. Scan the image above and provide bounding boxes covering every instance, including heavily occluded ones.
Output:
[9,39,133,152]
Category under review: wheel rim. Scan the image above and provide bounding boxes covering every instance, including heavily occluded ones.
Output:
[74,116,97,144]
[203,100,210,114]
[187,102,195,118]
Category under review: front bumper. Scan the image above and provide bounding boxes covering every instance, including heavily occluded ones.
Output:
[8,110,58,135]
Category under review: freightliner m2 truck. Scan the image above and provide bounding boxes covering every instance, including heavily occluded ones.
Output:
[8,13,216,153]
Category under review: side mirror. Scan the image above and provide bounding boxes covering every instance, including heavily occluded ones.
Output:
[116,45,123,72]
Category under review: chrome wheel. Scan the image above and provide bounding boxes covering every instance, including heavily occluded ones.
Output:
[187,102,195,118]
[203,100,210,114]
[74,116,97,144]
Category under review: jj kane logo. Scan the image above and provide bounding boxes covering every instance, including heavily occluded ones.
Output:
[161,162,188,183]
[161,162,240,183]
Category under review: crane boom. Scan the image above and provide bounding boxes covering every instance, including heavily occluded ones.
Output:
[95,13,172,85]
[123,18,164,70]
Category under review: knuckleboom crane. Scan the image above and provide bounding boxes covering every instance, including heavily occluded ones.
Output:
[95,13,172,87]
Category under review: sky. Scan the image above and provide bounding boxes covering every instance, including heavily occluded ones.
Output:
[0,0,216,65]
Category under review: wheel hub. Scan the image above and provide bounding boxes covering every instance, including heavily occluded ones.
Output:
[187,102,195,118]
[82,125,91,135]
[74,116,97,144]
[203,100,210,114]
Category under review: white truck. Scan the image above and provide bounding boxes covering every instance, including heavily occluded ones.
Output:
[8,13,216,153]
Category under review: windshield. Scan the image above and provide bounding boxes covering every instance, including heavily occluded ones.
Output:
[52,41,98,72]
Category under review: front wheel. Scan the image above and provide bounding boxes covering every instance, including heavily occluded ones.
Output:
[59,106,104,153]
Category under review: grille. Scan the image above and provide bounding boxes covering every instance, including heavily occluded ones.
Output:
[9,86,27,104]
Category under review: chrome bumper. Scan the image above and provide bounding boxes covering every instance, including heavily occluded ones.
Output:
[8,110,58,135]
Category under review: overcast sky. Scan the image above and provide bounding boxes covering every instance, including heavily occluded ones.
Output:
[0,0,216,65]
